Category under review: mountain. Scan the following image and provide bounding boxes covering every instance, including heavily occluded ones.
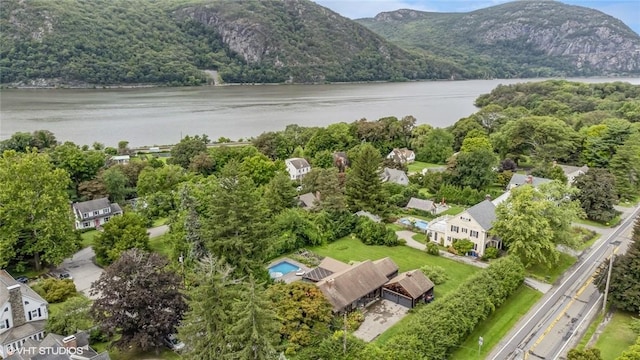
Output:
[0,0,464,86]
[1,0,639,87]
[356,0,640,78]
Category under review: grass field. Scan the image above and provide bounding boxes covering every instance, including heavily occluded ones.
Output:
[80,230,99,248]
[152,217,169,227]
[311,237,476,298]
[407,161,443,173]
[449,285,543,360]
[149,234,173,258]
[574,216,621,229]
[412,233,427,243]
[595,311,638,360]
[526,252,576,283]
[577,312,605,349]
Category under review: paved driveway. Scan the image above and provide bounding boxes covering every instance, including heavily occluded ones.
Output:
[60,247,103,299]
[353,299,409,342]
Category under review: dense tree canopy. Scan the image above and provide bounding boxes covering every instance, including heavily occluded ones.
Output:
[93,212,150,266]
[0,150,77,271]
[345,144,388,216]
[573,169,618,223]
[90,249,186,351]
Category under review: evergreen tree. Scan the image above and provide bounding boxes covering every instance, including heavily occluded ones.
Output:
[573,169,618,222]
[226,277,280,360]
[179,256,239,359]
[203,161,269,276]
[345,143,388,216]
[263,172,298,216]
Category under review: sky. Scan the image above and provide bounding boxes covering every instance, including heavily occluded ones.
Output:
[314,0,640,35]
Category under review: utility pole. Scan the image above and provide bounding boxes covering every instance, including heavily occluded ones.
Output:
[602,245,616,314]
[179,253,186,288]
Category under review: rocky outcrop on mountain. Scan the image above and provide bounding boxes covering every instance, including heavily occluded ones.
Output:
[359,1,640,76]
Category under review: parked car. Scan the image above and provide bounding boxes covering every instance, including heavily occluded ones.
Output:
[164,334,185,352]
[59,272,72,280]
[15,277,28,284]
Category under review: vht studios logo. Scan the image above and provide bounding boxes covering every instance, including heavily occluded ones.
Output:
[11,347,85,356]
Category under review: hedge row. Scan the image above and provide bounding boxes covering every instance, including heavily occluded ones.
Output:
[382,256,525,359]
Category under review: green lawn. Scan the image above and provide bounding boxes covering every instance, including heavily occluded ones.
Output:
[152,217,169,227]
[407,161,442,173]
[577,312,605,349]
[526,252,576,283]
[418,188,433,198]
[311,237,476,298]
[80,230,99,248]
[441,205,465,216]
[595,311,638,360]
[574,216,621,229]
[412,233,427,243]
[386,224,404,232]
[149,234,173,258]
[449,285,543,360]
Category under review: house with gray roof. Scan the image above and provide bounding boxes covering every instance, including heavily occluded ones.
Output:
[71,197,122,230]
[303,257,350,283]
[315,258,399,313]
[444,200,501,257]
[507,174,552,190]
[354,210,382,223]
[285,158,311,180]
[0,271,48,359]
[558,164,589,184]
[381,167,409,186]
[4,331,110,360]
[386,148,415,164]
[382,270,435,308]
[298,192,319,210]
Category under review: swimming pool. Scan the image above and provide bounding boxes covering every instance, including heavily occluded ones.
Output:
[268,261,300,278]
[399,218,429,231]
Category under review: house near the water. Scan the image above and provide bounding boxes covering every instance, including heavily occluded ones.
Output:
[71,197,122,230]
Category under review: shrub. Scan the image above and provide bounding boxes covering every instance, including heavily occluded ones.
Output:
[425,242,440,256]
[383,257,525,359]
[447,246,458,255]
[482,247,500,261]
[33,278,76,303]
[354,218,400,246]
[346,310,365,331]
[452,239,475,256]
[420,265,448,285]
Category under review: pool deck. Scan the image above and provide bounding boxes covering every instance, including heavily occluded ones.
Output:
[267,258,311,284]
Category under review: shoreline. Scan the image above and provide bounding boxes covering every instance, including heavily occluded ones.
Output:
[2,75,634,90]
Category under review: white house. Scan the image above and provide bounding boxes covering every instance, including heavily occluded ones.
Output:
[443,200,501,257]
[72,197,123,230]
[0,271,48,359]
[558,164,589,184]
[387,148,416,164]
[285,158,311,180]
[381,167,409,186]
[109,155,130,165]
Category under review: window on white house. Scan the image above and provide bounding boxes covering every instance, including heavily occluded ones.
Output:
[105,208,110,213]
[0,320,6,329]
[450,225,459,233]
[93,210,99,216]
[83,213,88,218]
[470,230,479,238]
[462,228,468,233]
[83,222,90,227]
[104,217,110,222]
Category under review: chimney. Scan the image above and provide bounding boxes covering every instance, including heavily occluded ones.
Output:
[485,194,491,201]
[526,175,533,184]
[406,272,412,277]
[7,284,26,327]
[327,278,334,287]
[62,335,77,349]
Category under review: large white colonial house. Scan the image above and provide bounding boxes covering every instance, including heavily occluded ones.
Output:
[285,158,311,180]
[427,200,501,257]
[0,271,48,359]
[72,197,123,230]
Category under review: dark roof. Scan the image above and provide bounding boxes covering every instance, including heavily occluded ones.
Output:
[406,198,435,212]
[303,267,334,282]
[72,197,111,214]
[385,270,434,299]
[316,260,390,312]
[298,192,318,209]
[0,320,46,346]
[465,200,497,230]
[6,332,110,360]
[508,174,552,189]
[373,257,399,277]
[286,158,310,170]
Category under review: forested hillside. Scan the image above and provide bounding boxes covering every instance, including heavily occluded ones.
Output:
[0,0,458,86]
[357,1,640,78]
[2,0,639,86]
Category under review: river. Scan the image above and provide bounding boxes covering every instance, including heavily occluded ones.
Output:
[1,77,638,147]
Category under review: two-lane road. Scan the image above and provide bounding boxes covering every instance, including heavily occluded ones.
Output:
[488,205,640,360]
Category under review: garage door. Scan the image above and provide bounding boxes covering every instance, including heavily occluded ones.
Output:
[382,289,413,308]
